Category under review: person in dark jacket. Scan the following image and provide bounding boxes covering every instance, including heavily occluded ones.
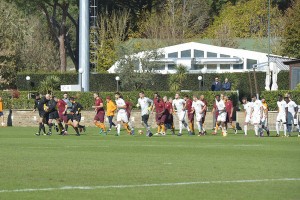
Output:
[211,77,222,91]
[222,78,231,91]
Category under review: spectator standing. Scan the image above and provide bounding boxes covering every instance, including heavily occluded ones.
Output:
[211,77,222,91]
[222,78,231,91]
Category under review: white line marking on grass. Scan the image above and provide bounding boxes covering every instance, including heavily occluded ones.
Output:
[0,178,299,193]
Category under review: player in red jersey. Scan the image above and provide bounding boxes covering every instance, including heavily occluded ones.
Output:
[163,96,175,135]
[92,93,106,134]
[200,95,208,134]
[184,95,194,135]
[57,97,68,135]
[125,100,135,135]
[224,95,237,134]
[153,95,166,135]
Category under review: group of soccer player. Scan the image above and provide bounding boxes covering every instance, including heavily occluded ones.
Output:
[33,93,86,136]
[32,91,300,138]
[242,93,299,137]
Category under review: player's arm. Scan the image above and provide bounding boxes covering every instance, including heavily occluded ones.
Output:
[230,103,233,118]
[201,103,207,114]
[33,100,38,112]
[294,103,298,118]
[111,102,117,112]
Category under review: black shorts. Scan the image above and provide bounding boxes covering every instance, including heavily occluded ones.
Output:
[142,114,149,124]
[0,112,3,117]
[49,111,59,120]
[38,110,46,118]
[73,114,81,122]
[67,114,73,122]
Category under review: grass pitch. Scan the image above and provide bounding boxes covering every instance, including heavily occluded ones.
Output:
[0,127,299,200]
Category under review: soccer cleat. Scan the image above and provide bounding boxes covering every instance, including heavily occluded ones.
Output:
[99,129,103,135]
[35,133,40,136]
[47,132,52,136]
[177,133,183,136]
[76,133,80,136]
[234,129,238,134]
[260,132,264,137]
[114,133,119,136]
[188,131,195,136]
[148,132,153,137]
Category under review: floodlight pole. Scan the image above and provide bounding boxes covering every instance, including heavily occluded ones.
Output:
[78,0,90,92]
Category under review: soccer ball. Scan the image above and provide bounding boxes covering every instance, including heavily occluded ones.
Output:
[138,130,144,135]
[222,131,227,137]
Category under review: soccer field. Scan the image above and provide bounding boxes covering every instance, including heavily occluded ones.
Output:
[0,127,299,200]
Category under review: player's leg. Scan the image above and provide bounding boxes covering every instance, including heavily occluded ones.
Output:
[0,112,4,126]
[72,119,80,136]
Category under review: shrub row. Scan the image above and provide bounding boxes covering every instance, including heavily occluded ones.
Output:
[1,90,298,112]
[0,91,239,111]
[16,71,289,98]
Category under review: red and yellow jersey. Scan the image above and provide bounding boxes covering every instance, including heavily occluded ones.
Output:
[95,97,104,112]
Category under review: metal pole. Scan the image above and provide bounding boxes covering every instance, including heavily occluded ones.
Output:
[79,74,82,92]
[117,81,119,92]
[268,0,271,62]
[253,68,259,99]
[79,0,90,91]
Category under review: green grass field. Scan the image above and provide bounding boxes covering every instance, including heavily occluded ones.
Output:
[0,127,299,200]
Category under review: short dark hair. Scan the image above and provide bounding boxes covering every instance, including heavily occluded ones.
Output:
[278,94,283,98]
[252,95,257,98]
[242,97,247,100]
[115,92,121,96]
[184,95,189,98]
[215,94,220,98]
[69,97,75,101]
[140,91,144,94]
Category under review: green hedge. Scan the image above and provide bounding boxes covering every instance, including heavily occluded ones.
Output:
[15,72,289,97]
[0,91,239,111]
[1,90,298,112]
[260,90,300,111]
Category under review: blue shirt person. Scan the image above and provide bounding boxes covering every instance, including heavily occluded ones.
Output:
[211,77,222,91]
[222,78,231,91]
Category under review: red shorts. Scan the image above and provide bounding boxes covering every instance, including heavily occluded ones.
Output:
[59,113,68,123]
[156,113,166,124]
[94,111,105,123]
[188,113,194,121]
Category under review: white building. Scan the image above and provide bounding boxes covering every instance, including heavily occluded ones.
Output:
[108,42,290,90]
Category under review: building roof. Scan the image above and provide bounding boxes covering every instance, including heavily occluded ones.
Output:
[283,59,300,65]
[268,55,292,70]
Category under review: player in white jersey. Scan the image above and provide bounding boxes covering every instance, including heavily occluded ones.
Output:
[172,93,191,136]
[276,95,288,137]
[242,97,252,136]
[285,96,298,136]
[191,95,206,136]
[251,95,263,137]
[214,94,227,136]
[115,92,133,136]
[137,91,153,137]
[261,97,270,136]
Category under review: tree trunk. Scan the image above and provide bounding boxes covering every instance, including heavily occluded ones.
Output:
[58,35,66,72]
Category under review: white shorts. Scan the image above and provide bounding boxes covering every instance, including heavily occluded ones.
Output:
[177,111,186,121]
[117,111,128,123]
[217,112,226,122]
[245,115,251,124]
[276,114,286,123]
[195,113,203,122]
[252,114,261,124]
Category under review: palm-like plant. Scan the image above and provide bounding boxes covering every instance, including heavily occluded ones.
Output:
[168,64,188,92]
[39,75,61,94]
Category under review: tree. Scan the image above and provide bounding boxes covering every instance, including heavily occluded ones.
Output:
[168,65,188,92]
[10,0,79,72]
[139,0,210,40]
[280,0,300,58]
[204,0,284,50]
[116,50,162,90]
